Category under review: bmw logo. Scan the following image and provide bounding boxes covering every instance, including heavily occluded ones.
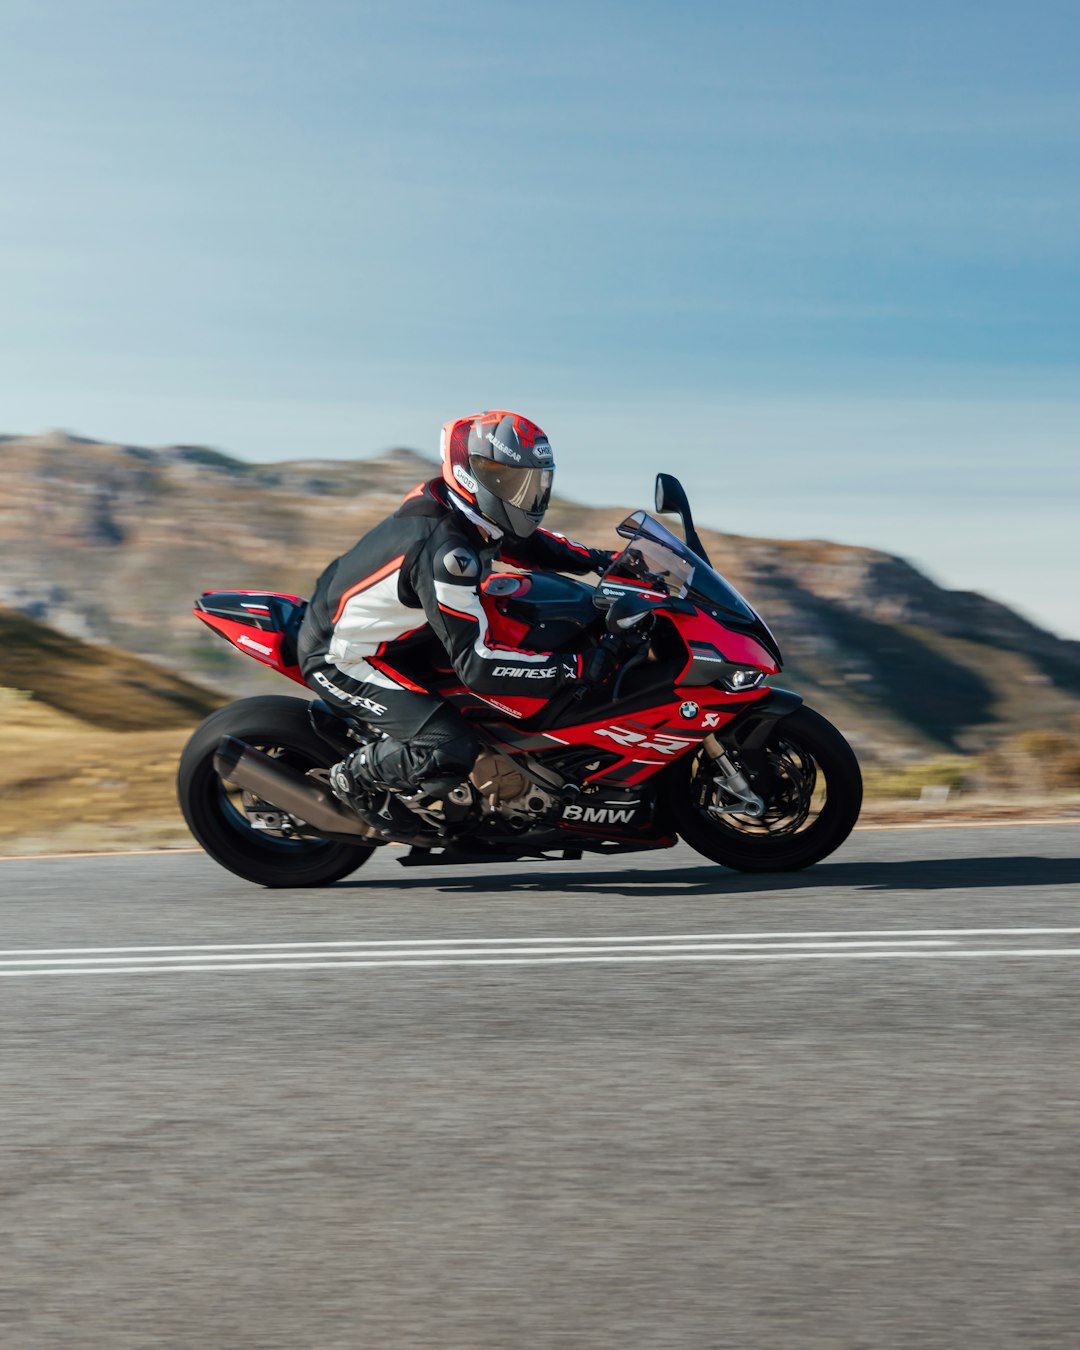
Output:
[679,701,700,720]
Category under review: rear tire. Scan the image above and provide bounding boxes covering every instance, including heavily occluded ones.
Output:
[177,695,375,888]
[671,705,862,872]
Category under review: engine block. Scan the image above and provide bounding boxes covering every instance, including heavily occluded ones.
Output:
[469,751,559,826]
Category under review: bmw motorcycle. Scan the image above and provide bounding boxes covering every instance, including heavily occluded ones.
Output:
[177,474,862,887]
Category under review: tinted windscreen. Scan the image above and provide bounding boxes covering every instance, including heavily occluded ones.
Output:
[614,534,694,597]
[614,511,760,621]
[687,564,760,621]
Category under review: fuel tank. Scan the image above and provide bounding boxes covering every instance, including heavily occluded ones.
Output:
[482,573,599,649]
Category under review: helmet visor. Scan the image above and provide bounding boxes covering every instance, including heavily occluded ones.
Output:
[469,456,553,516]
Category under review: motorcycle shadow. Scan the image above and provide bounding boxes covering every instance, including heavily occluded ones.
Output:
[340,854,1080,898]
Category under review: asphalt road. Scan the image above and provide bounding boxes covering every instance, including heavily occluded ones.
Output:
[2,823,1079,1349]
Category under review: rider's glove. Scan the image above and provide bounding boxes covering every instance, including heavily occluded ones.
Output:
[593,549,618,574]
[579,638,620,688]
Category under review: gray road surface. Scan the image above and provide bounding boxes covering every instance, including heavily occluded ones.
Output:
[2,823,1079,1349]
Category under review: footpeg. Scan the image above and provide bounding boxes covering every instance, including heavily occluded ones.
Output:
[329,761,355,801]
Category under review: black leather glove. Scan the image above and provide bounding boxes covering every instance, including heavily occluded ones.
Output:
[593,549,619,574]
[579,637,620,688]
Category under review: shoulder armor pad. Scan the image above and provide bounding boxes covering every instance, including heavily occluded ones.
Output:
[434,540,482,584]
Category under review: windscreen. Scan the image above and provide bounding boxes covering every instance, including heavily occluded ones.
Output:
[612,511,762,623]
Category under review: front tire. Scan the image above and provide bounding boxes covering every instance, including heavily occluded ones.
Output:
[177,695,375,888]
[672,705,862,872]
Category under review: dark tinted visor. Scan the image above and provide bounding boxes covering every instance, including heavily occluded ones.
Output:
[469,456,553,515]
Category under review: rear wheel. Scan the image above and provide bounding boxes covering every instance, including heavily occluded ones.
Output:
[177,695,375,888]
[671,705,862,872]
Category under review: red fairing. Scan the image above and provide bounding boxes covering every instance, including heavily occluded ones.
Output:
[193,609,308,687]
[544,687,771,786]
[669,610,780,683]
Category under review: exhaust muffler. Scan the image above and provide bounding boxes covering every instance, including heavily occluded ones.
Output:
[213,736,379,840]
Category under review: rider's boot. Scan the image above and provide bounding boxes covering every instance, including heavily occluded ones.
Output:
[329,744,436,837]
[329,743,477,837]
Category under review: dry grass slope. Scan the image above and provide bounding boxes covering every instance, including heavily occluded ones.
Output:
[0,608,227,852]
[0,606,224,730]
[0,690,192,852]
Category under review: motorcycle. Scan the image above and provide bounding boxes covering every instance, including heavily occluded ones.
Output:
[177,473,862,887]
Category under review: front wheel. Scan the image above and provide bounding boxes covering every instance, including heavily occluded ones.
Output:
[178,695,375,888]
[670,705,862,872]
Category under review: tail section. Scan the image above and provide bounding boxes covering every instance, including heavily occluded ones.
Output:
[194,591,309,686]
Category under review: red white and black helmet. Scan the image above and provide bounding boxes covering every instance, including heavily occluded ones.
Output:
[440,410,554,539]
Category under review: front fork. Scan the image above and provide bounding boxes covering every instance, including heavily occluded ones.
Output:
[702,737,766,818]
[699,689,804,819]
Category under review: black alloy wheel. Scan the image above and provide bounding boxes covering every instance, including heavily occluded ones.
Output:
[672,705,862,872]
[177,695,374,888]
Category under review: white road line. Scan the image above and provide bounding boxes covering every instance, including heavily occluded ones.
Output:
[4,926,1080,959]
[4,928,1080,982]
[5,947,1080,978]
[0,939,956,968]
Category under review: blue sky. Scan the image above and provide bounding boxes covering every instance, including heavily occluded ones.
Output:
[2,0,1078,634]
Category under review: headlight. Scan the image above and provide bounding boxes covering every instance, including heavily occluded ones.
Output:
[716,664,766,692]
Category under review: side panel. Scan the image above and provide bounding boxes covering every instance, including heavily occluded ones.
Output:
[534,686,772,787]
[670,611,780,683]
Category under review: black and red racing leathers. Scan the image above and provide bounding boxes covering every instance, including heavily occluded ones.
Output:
[295,478,611,793]
[299,477,609,703]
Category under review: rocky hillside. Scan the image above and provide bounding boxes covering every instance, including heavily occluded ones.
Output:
[3,430,1078,759]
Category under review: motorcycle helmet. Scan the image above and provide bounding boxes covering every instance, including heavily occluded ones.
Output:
[440,410,554,538]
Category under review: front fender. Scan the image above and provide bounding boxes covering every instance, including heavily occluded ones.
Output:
[718,688,803,753]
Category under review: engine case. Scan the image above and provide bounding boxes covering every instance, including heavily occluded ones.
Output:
[469,751,560,825]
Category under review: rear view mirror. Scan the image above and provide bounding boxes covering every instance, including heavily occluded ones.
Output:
[652,473,712,566]
[605,592,658,635]
[655,473,685,516]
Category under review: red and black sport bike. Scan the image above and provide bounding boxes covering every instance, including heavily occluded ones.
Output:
[178,474,861,887]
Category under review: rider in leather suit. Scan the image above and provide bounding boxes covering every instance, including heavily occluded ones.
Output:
[296,411,616,827]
